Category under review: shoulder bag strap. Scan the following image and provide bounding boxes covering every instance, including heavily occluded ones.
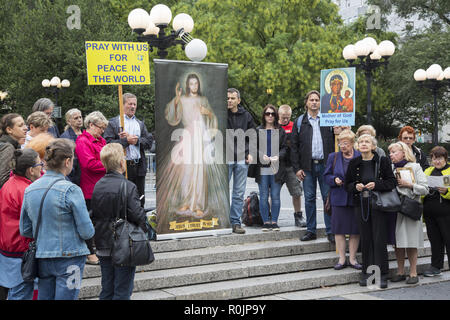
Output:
[33,178,64,240]
[116,180,128,221]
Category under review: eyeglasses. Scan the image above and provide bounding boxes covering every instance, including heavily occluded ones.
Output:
[402,136,414,140]
[338,142,351,147]
[94,123,106,131]
[265,112,276,117]
[32,162,44,168]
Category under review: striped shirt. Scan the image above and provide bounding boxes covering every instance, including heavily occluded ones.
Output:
[124,115,141,161]
[308,114,324,160]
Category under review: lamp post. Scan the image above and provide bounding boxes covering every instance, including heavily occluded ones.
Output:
[127,4,207,62]
[342,37,395,125]
[42,76,70,129]
[413,65,450,145]
[0,91,11,114]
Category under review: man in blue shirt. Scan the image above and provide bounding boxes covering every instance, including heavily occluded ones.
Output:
[104,93,153,207]
[291,90,335,243]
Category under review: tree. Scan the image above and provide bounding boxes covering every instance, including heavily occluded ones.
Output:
[0,0,156,129]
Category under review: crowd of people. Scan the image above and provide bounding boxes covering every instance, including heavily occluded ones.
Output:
[0,87,448,300]
[228,88,450,290]
[0,93,153,300]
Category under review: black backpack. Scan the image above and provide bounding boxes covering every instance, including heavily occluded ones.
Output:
[242,191,263,226]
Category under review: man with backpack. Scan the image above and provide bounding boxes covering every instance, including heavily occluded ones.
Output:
[290,90,335,243]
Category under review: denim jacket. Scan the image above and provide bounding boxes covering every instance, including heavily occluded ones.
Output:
[19,171,94,258]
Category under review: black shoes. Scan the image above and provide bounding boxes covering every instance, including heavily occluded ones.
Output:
[294,212,307,228]
[300,231,317,241]
[327,233,335,244]
[423,266,441,277]
[390,274,406,282]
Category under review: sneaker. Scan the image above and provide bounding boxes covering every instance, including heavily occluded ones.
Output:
[271,223,280,231]
[262,223,272,232]
[423,266,441,277]
[232,224,246,234]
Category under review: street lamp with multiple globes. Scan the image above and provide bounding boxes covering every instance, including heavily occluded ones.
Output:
[413,64,450,145]
[42,76,70,117]
[342,37,396,125]
[127,4,207,61]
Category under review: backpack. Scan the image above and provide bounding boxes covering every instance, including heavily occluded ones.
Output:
[296,114,304,133]
[242,191,263,226]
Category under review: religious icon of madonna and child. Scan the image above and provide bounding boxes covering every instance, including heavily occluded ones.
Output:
[156,71,229,234]
[320,68,355,114]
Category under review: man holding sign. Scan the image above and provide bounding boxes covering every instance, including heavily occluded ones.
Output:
[104,93,153,207]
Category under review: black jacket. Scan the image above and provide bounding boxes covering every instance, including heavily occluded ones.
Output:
[91,172,148,251]
[290,112,334,172]
[252,126,288,184]
[103,116,153,177]
[344,152,397,206]
[227,105,256,162]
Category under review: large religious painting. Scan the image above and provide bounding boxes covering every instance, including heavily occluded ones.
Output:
[154,59,230,239]
[320,67,356,127]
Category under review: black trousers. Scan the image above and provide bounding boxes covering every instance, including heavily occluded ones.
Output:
[126,161,146,207]
[85,199,95,255]
[424,214,450,270]
[355,204,389,275]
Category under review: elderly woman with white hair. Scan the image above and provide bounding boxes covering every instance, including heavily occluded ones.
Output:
[75,111,108,265]
[345,134,397,288]
[388,141,428,285]
[61,108,83,185]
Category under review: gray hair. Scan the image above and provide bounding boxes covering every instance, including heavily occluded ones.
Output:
[357,133,377,148]
[32,98,54,112]
[227,88,240,100]
[123,93,137,105]
[84,111,108,129]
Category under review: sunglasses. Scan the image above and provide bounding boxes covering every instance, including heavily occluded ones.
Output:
[264,112,276,117]
[32,162,44,168]
[402,136,414,140]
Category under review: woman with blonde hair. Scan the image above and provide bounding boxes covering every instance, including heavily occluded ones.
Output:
[388,141,428,284]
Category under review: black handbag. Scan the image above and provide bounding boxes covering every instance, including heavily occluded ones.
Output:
[21,179,64,282]
[399,195,422,221]
[111,181,154,267]
[370,159,401,213]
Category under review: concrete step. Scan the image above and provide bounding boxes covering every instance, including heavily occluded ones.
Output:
[128,256,446,300]
[79,238,434,300]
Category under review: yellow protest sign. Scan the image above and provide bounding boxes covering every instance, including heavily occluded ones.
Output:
[85,41,150,85]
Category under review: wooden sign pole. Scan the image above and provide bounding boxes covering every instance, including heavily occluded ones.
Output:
[118,84,128,178]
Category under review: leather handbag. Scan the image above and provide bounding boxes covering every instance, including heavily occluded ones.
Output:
[399,195,422,221]
[21,179,64,282]
[111,181,154,267]
[370,159,401,213]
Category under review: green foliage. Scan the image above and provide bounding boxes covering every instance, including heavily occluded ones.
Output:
[0,0,155,129]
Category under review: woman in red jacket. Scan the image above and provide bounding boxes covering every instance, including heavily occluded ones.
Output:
[75,111,108,265]
[0,148,42,300]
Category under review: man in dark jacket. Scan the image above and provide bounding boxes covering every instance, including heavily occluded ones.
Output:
[103,93,153,207]
[227,88,256,234]
[291,90,335,242]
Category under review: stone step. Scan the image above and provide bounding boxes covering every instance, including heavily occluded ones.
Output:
[79,239,433,299]
[128,256,447,300]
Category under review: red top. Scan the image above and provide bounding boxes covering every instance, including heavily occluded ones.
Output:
[281,121,294,134]
[0,174,33,256]
[75,130,106,200]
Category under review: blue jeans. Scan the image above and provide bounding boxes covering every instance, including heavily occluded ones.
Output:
[37,256,86,300]
[7,280,34,300]
[303,162,331,234]
[258,174,282,223]
[228,163,248,226]
[98,256,136,300]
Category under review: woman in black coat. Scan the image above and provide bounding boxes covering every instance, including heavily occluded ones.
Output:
[250,104,287,231]
[345,134,396,289]
[91,143,148,300]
